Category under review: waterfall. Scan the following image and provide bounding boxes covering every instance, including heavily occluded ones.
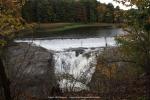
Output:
[53,49,98,91]
[15,37,115,91]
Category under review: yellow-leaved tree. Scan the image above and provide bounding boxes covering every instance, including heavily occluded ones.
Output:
[0,0,27,100]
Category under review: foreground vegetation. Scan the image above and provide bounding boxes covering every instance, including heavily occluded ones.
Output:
[89,47,146,99]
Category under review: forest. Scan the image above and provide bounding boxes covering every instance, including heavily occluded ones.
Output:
[22,0,124,23]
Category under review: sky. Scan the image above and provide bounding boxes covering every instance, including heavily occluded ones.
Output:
[97,0,136,10]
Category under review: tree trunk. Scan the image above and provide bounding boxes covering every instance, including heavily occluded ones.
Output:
[0,58,12,100]
[146,72,150,99]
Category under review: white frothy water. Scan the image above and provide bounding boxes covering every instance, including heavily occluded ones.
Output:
[54,49,101,91]
[54,50,97,82]
[59,79,88,92]
[16,37,116,51]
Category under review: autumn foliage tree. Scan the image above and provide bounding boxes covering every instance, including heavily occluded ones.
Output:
[115,0,150,98]
[0,0,26,100]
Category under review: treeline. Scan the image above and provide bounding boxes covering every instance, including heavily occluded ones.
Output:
[22,0,124,23]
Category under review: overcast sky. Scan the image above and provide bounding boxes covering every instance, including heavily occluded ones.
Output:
[97,0,135,10]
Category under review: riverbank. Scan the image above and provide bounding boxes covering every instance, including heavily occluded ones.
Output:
[18,23,121,38]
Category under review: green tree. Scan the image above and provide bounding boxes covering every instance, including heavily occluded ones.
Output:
[105,3,115,23]
[114,6,122,23]
[22,0,54,22]
[21,0,123,23]
[96,3,107,22]
[21,0,99,23]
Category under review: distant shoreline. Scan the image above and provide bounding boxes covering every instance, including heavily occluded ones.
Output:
[17,23,122,38]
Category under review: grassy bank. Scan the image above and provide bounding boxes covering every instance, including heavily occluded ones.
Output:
[18,23,121,38]
[35,23,120,32]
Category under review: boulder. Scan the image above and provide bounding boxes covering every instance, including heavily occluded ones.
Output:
[4,42,56,99]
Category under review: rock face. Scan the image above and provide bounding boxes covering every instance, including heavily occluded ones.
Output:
[4,43,56,99]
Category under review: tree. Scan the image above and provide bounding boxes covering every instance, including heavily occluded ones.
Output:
[75,1,87,22]
[105,3,115,23]
[21,0,99,23]
[115,0,150,73]
[96,2,123,23]
[97,3,106,22]
[21,0,124,23]
[0,0,26,99]
[22,0,54,22]
[114,6,121,23]
[115,0,150,98]
[22,0,36,22]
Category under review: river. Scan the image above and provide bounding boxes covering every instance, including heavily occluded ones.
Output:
[16,27,124,91]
